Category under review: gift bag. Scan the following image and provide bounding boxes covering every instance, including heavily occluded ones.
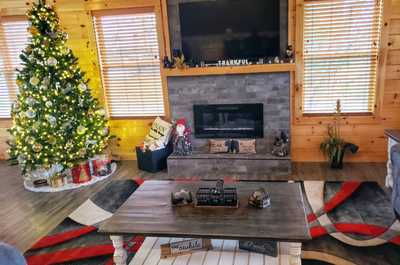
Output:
[71,161,91,184]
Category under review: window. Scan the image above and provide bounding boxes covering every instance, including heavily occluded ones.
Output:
[93,9,165,118]
[302,0,383,114]
[0,18,29,118]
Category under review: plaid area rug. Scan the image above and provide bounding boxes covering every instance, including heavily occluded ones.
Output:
[24,179,143,265]
[24,180,400,265]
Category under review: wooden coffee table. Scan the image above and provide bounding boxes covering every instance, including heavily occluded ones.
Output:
[99,180,310,265]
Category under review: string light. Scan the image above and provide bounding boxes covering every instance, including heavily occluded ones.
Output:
[8,1,110,174]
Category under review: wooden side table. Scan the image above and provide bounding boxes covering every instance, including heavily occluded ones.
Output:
[385,130,400,188]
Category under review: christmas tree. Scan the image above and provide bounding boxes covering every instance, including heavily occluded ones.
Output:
[8,0,110,175]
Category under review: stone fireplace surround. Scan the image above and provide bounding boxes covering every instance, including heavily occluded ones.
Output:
[167,72,291,180]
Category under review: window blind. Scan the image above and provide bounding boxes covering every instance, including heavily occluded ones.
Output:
[302,0,383,114]
[93,10,165,117]
[0,18,29,118]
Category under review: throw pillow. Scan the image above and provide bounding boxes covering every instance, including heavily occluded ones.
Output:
[237,139,256,154]
[209,139,230,153]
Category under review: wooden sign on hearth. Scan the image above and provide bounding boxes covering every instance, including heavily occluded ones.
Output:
[160,238,212,258]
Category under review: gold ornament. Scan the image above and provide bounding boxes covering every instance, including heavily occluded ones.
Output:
[48,135,56,145]
[26,137,35,145]
[29,76,40,86]
[78,83,87,92]
[32,122,40,130]
[77,125,86,135]
[61,47,69,55]
[79,148,86,156]
[16,79,23,88]
[28,26,39,36]
[33,143,43,152]
[96,108,106,116]
[38,12,48,21]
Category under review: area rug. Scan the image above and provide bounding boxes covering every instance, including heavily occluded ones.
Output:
[302,181,400,265]
[24,179,143,265]
[24,180,400,265]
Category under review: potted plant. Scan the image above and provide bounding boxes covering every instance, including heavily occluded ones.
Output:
[320,100,359,169]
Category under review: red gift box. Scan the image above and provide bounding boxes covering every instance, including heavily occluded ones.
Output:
[71,162,91,184]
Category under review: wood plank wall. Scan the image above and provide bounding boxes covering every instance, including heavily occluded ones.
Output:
[0,0,157,160]
[291,0,400,162]
[0,0,399,162]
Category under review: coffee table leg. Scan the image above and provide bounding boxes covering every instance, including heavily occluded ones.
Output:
[110,235,127,265]
[289,242,302,265]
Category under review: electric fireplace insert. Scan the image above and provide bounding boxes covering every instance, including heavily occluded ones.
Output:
[193,103,263,138]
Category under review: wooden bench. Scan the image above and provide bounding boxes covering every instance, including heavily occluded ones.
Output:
[129,237,301,265]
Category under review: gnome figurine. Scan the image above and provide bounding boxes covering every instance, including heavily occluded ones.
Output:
[173,119,192,156]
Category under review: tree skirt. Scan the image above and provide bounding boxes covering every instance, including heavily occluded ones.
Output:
[24,163,117,193]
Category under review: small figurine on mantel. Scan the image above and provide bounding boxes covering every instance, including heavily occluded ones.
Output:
[163,56,174,69]
[286,45,294,63]
[173,118,192,156]
[172,49,187,69]
[271,131,290,157]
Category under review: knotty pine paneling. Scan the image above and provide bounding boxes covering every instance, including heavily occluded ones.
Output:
[0,0,399,162]
[388,50,400,64]
[58,10,153,160]
[292,0,400,162]
[386,65,400,79]
[390,19,400,34]
[0,1,155,160]
[389,35,400,49]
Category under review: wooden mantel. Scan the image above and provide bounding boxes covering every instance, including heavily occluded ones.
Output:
[163,63,296,77]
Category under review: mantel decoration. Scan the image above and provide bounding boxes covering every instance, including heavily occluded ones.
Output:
[7,0,113,191]
[320,100,359,169]
[271,131,290,157]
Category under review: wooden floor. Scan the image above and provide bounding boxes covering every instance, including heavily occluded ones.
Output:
[0,160,386,252]
[0,160,155,252]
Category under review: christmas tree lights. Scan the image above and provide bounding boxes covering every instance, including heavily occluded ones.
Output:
[8,0,110,175]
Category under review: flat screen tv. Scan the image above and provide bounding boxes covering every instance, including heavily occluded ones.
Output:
[177,0,284,64]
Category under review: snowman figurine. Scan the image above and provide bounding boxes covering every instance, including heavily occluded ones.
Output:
[173,119,192,156]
